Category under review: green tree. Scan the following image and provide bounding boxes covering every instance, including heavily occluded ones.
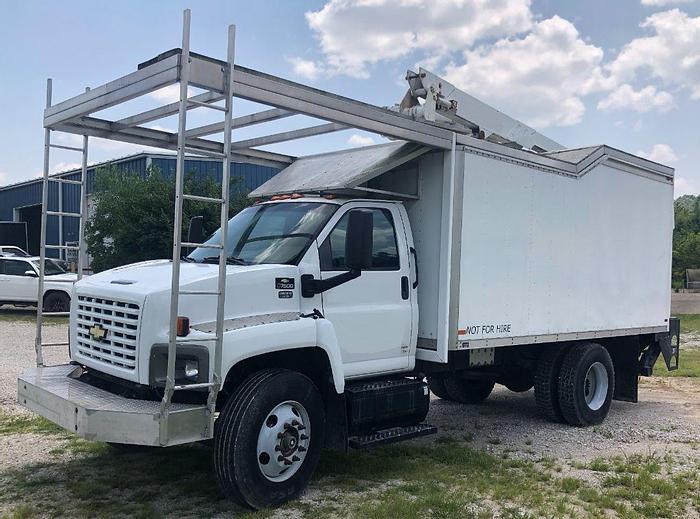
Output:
[85,165,251,272]
[672,194,700,286]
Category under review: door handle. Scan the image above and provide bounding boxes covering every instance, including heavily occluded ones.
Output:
[409,247,419,289]
[401,276,409,300]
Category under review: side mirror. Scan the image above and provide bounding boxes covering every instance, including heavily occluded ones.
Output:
[187,215,204,245]
[25,270,37,277]
[345,210,373,271]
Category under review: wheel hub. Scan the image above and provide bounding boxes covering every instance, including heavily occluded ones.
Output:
[257,401,310,482]
[583,361,608,411]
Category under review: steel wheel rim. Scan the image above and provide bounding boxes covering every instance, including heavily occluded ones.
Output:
[256,400,310,482]
[584,361,608,411]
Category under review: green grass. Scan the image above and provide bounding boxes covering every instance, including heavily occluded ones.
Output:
[676,313,700,334]
[0,308,67,325]
[0,424,697,519]
[654,347,700,377]
[0,410,63,436]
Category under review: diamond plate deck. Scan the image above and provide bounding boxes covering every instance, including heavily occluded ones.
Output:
[18,365,209,446]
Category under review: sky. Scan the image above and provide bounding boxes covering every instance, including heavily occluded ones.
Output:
[0,0,698,197]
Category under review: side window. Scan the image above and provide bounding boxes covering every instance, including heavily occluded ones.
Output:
[5,260,32,276]
[0,259,5,274]
[320,208,400,271]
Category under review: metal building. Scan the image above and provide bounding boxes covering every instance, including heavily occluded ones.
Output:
[0,152,280,257]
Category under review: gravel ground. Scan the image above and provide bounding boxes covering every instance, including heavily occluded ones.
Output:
[1,312,698,469]
[671,291,700,314]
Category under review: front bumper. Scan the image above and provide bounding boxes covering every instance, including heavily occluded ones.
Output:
[18,364,210,446]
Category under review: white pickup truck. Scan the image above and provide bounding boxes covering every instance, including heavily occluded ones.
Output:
[0,255,75,311]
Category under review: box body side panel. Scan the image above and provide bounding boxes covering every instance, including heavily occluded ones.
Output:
[457,154,673,345]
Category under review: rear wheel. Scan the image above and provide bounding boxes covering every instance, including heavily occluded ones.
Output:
[534,344,569,423]
[214,369,324,509]
[43,291,70,313]
[443,376,494,404]
[501,371,534,393]
[426,376,451,400]
[558,343,614,426]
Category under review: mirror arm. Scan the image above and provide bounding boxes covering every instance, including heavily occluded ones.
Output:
[301,270,360,298]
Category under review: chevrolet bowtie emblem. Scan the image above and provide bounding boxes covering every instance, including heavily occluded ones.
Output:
[89,324,107,342]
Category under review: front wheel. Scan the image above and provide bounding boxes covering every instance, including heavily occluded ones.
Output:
[214,369,325,509]
[43,291,70,313]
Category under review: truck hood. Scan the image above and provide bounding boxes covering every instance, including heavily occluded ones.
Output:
[74,259,298,300]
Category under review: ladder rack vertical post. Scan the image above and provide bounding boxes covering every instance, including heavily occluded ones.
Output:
[77,88,90,281]
[206,23,236,435]
[35,78,52,368]
[160,8,192,444]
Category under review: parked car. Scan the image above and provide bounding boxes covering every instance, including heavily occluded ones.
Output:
[0,256,76,312]
[0,245,31,257]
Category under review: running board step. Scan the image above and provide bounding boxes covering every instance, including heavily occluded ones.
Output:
[348,423,437,449]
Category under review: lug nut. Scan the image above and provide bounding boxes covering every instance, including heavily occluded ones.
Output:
[297,425,306,431]
[300,434,308,440]
[274,445,281,451]
[298,446,307,452]
[292,455,300,462]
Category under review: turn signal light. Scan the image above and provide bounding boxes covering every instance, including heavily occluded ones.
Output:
[177,316,190,337]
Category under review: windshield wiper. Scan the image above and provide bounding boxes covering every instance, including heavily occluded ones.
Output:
[200,255,248,265]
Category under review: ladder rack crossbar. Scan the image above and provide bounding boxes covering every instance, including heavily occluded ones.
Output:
[49,143,83,152]
[181,241,222,249]
[49,177,82,185]
[182,193,224,204]
[46,210,81,218]
[188,98,228,112]
[45,244,80,250]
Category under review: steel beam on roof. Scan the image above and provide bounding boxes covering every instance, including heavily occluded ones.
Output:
[231,65,460,150]
[44,55,181,128]
[185,108,294,138]
[55,117,293,167]
[231,122,347,150]
[114,91,224,128]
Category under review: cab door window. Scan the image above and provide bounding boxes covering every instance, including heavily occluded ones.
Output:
[3,259,34,276]
[320,208,400,271]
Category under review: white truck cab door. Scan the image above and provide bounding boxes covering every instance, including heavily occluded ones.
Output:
[0,259,37,301]
[317,203,414,377]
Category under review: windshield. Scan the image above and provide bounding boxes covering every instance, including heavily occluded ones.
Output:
[31,259,67,275]
[187,202,337,265]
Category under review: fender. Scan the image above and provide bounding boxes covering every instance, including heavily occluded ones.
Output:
[219,315,346,393]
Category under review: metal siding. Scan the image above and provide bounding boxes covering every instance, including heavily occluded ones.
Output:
[0,155,279,255]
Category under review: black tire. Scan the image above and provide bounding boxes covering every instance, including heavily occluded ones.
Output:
[534,344,569,423]
[501,371,534,393]
[43,291,70,313]
[443,376,494,404]
[427,376,452,400]
[214,369,325,510]
[558,343,614,427]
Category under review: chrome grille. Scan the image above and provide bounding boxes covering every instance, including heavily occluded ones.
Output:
[76,295,140,371]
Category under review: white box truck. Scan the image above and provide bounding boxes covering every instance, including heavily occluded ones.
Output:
[18,15,680,510]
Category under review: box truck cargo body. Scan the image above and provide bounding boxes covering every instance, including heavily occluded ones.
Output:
[17,21,681,509]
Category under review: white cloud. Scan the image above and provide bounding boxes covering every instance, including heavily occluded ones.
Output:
[288,57,324,80]
[52,162,82,174]
[304,0,533,78]
[674,176,700,197]
[637,143,680,163]
[641,0,694,6]
[597,84,675,113]
[606,10,700,100]
[444,16,605,128]
[347,134,377,146]
[150,84,195,104]
[0,171,7,185]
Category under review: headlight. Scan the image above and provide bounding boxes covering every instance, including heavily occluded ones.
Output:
[149,345,209,387]
[183,359,199,380]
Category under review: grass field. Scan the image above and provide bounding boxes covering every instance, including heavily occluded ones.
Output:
[0,414,698,519]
